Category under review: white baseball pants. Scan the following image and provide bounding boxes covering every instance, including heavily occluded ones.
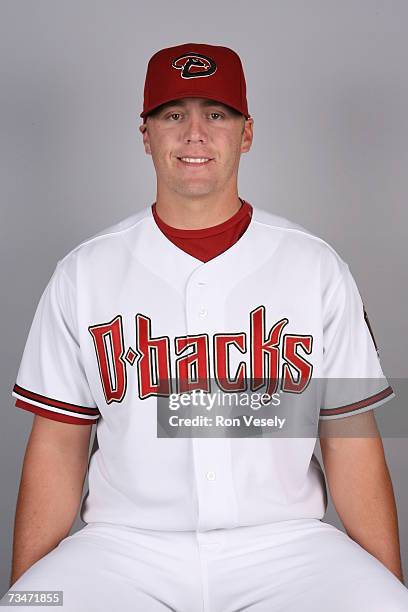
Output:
[5,518,408,611]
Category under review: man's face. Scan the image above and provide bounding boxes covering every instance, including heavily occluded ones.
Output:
[139,97,253,199]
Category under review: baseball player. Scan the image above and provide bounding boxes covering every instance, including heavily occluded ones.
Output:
[5,42,408,611]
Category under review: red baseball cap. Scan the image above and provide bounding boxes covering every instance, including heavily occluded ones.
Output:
[140,42,250,122]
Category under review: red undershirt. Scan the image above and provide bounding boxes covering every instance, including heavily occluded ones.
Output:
[152,199,253,263]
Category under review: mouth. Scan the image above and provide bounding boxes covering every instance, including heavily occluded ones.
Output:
[176,156,214,167]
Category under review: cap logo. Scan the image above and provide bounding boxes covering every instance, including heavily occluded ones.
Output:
[171,52,217,79]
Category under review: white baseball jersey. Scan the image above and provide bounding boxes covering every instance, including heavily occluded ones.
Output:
[12,203,394,532]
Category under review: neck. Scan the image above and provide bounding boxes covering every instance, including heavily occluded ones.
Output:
[154,185,242,230]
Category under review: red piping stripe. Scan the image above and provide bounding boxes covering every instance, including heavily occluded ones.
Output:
[13,383,99,416]
[320,385,394,416]
[15,399,98,425]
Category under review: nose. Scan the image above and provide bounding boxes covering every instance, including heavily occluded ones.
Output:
[182,111,208,144]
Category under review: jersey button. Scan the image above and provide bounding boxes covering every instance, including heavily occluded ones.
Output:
[199,307,208,318]
[206,471,216,481]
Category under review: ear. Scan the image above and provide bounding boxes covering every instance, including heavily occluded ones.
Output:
[240,117,254,154]
[139,122,152,155]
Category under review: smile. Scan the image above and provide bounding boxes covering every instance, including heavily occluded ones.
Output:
[177,157,213,166]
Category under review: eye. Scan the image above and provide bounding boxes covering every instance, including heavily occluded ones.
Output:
[166,112,182,121]
[209,112,223,120]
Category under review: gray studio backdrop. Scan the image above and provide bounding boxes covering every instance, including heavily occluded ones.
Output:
[1,0,407,594]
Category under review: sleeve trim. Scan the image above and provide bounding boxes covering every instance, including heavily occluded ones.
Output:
[15,399,98,425]
[12,383,100,417]
[320,385,395,420]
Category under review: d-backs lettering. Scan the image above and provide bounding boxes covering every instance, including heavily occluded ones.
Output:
[88,305,314,404]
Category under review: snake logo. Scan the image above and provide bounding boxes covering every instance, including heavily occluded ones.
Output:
[171,52,217,79]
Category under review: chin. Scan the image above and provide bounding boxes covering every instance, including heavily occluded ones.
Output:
[173,183,216,198]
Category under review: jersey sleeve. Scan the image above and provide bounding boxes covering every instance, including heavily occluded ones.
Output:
[319,261,395,420]
[11,261,100,425]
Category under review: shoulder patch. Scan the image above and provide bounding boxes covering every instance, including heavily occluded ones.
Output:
[363,305,379,354]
